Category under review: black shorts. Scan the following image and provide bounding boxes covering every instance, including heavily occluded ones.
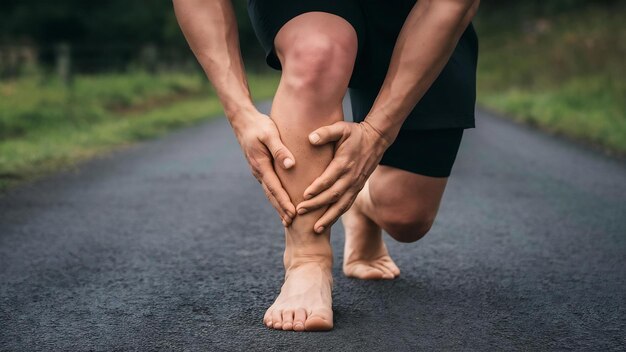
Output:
[247,0,476,177]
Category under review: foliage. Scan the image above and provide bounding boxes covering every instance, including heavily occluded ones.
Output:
[0,0,264,71]
[475,2,626,154]
[0,72,280,190]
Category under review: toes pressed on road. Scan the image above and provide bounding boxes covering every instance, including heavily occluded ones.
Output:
[0,102,624,350]
[264,262,334,332]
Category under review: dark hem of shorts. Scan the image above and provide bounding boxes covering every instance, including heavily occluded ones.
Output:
[378,159,455,178]
[399,117,476,130]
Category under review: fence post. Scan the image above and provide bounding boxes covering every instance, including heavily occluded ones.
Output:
[56,43,72,86]
[140,44,158,73]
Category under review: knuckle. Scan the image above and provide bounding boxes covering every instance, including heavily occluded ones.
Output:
[355,172,368,185]
[331,190,342,202]
[272,146,285,159]
[258,126,273,141]
[342,124,352,136]
[249,159,262,174]
[341,158,355,170]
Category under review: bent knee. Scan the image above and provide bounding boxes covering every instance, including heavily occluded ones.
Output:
[278,32,356,88]
[383,215,435,243]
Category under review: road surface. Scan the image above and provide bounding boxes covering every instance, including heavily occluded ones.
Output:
[1,101,625,351]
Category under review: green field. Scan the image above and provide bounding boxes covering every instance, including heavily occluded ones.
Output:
[0,72,279,190]
[2,3,623,191]
[476,3,625,154]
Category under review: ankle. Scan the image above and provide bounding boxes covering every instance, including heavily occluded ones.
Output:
[284,246,333,271]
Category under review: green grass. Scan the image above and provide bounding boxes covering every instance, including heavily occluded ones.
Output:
[0,71,279,190]
[475,3,626,154]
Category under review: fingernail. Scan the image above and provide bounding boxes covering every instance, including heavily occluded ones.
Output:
[316,226,325,233]
[297,208,307,215]
[282,219,287,227]
[304,194,312,200]
[309,133,320,144]
[283,158,294,168]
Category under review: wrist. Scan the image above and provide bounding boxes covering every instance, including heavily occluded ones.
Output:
[227,103,259,132]
[363,112,402,146]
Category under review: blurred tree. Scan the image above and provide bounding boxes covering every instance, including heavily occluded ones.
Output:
[0,0,264,72]
[0,0,619,73]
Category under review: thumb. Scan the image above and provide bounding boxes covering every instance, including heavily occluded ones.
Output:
[264,132,296,169]
[309,121,349,145]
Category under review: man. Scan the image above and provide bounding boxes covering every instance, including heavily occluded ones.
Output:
[173,0,479,331]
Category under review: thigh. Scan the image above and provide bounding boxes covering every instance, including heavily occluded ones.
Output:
[368,165,448,225]
[380,128,464,178]
[367,128,464,220]
[349,0,478,130]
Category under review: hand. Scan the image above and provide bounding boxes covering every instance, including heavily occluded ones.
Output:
[296,121,391,233]
[232,109,297,227]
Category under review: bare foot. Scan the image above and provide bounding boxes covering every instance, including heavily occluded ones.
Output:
[264,259,333,331]
[342,188,400,280]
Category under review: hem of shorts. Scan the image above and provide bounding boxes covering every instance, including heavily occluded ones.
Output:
[378,115,476,131]
[378,158,454,178]
[266,49,282,71]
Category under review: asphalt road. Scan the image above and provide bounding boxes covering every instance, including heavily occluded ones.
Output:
[1,101,625,351]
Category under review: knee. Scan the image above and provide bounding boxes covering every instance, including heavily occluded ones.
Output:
[385,217,435,243]
[279,32,356,89]
[380,211,436,244]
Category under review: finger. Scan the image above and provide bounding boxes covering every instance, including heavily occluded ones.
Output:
[313,191,357,233]
[261,130,296,170]
[302,158,348,200]
[258,161,296,220]
[261,182,291,227]
[296,179,351,215]
[309,121,349,145]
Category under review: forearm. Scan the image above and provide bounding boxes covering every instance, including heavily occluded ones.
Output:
[173,0,256,128]
[365,0,479,142]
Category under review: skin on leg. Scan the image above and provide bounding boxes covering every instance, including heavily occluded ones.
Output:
[262,12,358,331]
[342,165,448,280]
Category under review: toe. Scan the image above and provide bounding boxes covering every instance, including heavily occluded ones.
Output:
[293,308,307,332]
[272,309,283,330]
[373,263,395,279]
[264,309,273,328]
[281,309,295,331]
[304,308,333,331]
[383,260,401,277]
[345,263,385,280]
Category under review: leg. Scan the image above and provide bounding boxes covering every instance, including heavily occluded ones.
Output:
[262,12,357,331]
[364,166,446,243]
[342,165,447,279]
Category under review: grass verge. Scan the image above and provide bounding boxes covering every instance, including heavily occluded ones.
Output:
[0,72,279,191]
[475,3,625,155]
